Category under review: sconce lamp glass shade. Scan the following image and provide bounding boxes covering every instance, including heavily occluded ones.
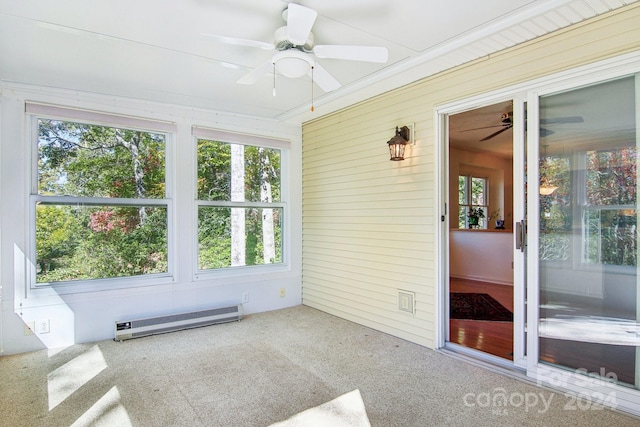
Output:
[387,126,410,161]
[539,185,559,196]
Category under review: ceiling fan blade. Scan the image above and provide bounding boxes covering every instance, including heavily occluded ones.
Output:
[313,45,388,63]
[540,127,555,138]
[286,3,318,45]
[459,124,509,132]
[480,125,512,141]
[310,63,341,92]
[237,60,273,85]
[540,116,584,125]
[201,33,274,50]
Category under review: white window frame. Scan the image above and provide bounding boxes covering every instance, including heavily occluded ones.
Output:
[27,103,176,294]
[459,174,488,229]
[192,126,290,279]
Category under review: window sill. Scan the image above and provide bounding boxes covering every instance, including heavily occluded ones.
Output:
[451,228,512,232]
[30,273,175,296]
[194,263,291,282]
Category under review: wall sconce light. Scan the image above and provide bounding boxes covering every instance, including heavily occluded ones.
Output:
[539,185,558,196]
[387,125,412,161]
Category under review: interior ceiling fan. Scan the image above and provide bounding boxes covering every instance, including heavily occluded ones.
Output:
[202,2,388,93]
[463,112,584,141]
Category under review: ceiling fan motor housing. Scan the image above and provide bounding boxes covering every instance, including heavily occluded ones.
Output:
[274,26,314,52]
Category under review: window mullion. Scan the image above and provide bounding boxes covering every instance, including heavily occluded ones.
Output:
[33,195,169,206]
[196,200,285,209]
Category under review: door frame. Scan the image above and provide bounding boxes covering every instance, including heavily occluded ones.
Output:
[436,92,527,369]
[435,50,640,416]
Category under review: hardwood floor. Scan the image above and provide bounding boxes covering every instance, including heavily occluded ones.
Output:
[449,278,637,386]
[539,291,636,385]
[449,277,514,360]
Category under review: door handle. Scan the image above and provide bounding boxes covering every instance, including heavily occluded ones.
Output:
[515,220,526,252]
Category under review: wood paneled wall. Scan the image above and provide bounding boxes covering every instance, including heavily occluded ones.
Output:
[302,4,640,348]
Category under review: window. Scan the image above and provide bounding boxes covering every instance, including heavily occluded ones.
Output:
[458,175,488,229]
[194,128,285,271]
[583,148,636,266]
[31,105,172,285]
[539,147,637,266]
[539,154,571,261]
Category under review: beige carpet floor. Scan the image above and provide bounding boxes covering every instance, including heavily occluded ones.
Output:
[1,305,638,426]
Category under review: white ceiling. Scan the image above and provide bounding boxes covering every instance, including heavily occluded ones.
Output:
[450,101,515,159]
[0,0,636,125]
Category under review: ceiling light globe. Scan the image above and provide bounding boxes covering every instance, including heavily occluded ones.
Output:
[272,50,314,79]
[276,57,310,78]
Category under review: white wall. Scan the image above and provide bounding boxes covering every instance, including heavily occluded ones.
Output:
[449,230,514,285]
[449,147,513,230]
[302,4,640,349]
[448,148,514,284]
[0,84,302,355]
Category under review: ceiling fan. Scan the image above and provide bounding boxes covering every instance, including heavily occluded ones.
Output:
[202,3,388,93]
[462,112,584,141]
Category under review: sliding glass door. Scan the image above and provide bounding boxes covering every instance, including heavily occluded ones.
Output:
[439,55,640,415]
[534,74,640,392]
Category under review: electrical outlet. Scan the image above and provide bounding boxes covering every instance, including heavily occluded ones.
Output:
[279,288,285,298]
[37,319,50,334]
[24,321,35,336]
[242,292,250,303]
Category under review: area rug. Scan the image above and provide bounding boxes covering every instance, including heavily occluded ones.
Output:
[450,292,513,321]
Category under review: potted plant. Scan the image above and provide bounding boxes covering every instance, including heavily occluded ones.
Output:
[468,207,485,228]
[489,209,505,229]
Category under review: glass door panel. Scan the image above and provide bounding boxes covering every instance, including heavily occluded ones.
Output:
[538,75,639,389]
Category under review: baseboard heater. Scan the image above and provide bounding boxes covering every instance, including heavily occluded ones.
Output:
[114,304,243,341]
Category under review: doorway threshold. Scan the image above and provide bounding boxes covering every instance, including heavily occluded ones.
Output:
[441,343,526,382]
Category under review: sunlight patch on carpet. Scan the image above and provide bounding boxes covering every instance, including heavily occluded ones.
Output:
[540,316,640,345]
[269,389,370,427]
[70,386,132,427]
[47,345,107,410]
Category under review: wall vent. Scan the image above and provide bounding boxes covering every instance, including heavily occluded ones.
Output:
[398,290,415,315]
[114,304,243,341]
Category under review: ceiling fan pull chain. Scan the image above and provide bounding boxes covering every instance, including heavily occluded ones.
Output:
[273,62,276,97]
[310,66,315,112]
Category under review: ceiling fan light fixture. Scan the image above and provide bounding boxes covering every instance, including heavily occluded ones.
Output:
[276,57,310,78]
[273,50,314,78]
